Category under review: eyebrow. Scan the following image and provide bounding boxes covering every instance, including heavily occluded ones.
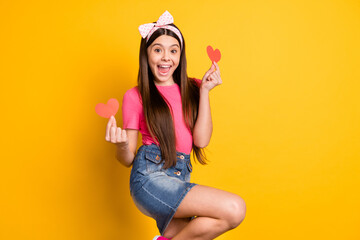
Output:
[152,43,180,48]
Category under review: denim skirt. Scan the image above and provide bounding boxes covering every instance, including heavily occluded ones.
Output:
[129,144,197,235]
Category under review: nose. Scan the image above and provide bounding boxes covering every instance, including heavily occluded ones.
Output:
[161,50,170,61]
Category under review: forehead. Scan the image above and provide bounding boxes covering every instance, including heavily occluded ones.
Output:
[150,35,180,47]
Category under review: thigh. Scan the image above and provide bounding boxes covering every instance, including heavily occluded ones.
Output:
[173,184,245,219]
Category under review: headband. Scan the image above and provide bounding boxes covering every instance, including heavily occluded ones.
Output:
[138,10,183,47]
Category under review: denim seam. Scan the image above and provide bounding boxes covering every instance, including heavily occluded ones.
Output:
[141,185,175,211]
[161,183,197,235]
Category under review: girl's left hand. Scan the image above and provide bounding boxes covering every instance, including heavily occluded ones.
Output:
[201,61,222,91]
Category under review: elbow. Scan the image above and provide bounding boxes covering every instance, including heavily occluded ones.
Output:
[120,160,133,168]
[195,143,208,149]
[193,131,211,148]
[125,163,133,168]
[124,158,135,168]
[116,156,134,168]
[193,139,209,149]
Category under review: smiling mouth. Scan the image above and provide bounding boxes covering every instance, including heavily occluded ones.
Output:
[158,65,171,75]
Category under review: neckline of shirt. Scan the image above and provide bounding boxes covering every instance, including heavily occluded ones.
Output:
[155,83,179,89]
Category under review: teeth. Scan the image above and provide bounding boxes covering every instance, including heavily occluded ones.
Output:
[159,65,170,68]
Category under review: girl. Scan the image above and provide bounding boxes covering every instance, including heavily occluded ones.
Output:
[105,11,246,240]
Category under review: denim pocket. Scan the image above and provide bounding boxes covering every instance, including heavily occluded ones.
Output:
[145,152,163,174]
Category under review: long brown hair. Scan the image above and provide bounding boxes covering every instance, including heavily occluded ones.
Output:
[137,24,207,168]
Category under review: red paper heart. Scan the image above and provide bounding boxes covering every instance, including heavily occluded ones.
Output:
[95,98,119,118]
[207,45,221,63]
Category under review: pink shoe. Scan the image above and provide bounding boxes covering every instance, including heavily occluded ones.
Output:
[152,236,171,240]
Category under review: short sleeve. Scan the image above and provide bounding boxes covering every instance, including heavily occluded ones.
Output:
[122,87,143,130]
[191,78,202,87]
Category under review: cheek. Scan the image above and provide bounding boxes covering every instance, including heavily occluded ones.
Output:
[148,53,158,64]
[148,57,157,68]
[174,56,181,67]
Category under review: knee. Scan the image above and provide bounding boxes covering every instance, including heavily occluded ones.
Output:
[224,196,247,229]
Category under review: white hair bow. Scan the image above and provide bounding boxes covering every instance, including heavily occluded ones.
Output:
[138,10,183,47]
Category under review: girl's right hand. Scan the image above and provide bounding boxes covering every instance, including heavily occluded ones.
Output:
[105,115,129,148]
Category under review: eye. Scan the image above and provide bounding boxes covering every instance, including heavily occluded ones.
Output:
[171,49,178,54]
[154,48,161,53]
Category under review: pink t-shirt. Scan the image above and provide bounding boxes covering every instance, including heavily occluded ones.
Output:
[122,80,201,154]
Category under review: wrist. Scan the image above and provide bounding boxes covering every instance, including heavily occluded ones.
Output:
[116,142,129,151]
[199,87,210,95]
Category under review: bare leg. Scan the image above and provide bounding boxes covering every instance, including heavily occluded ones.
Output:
[165,185,246,240]
[163,218,191,239]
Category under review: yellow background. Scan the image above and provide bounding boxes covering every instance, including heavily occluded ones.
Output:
[1,0,359,239]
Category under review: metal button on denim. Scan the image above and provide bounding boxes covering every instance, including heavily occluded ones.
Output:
[175,171,181,176]
[179,155,185,160]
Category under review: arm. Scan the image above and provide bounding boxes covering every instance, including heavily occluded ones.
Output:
[106,115,138,167]
[115,129,138,167]
[193,62,222,148]
[193,88,212,148]
[109,87,142,167]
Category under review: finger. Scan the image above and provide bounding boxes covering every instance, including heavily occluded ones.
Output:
[207,62,216,74]
[213,61,220,73]
[203,62,218,84]
[121,129,127,142]
[214,71,222,83]
[206,63,217,78]
[208,72,221,85]
[105,117,113,141]
[207,73,216,82]
[203,72,211,83]
[110,126,116,143]
[211,62,216,72]
[116,127,122,142]
[210,70,219,79]
[111,115,117,128]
